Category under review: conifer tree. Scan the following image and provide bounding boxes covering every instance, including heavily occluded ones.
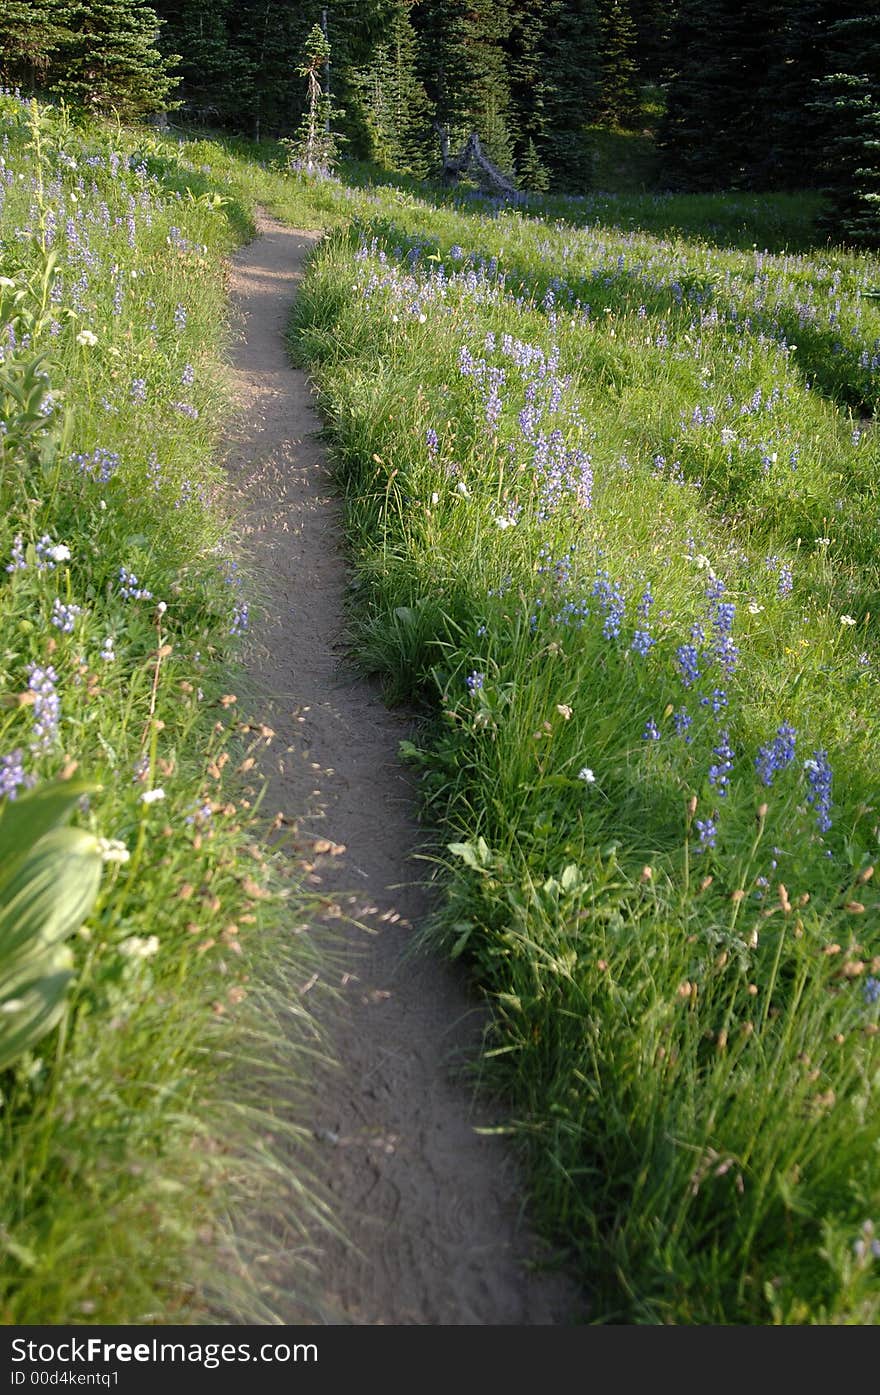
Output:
[350,0,433,175]
[51,0,179,119]
[151,0,248,126]
[413,0,515,171]
[812,9,880,246]
[596,0,640,129]
[0,0,72,93]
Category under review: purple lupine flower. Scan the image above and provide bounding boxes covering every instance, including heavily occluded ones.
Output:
[755,723,797,787]
[700,688,728,716]
[231,601,249,635]
[466,670,485,692]
[631,629,655,656]
[695,815,718,851]
[0,749,34,800]
[708,730,735,796]
[673,708,692,742]
[676,644,701,688]
[27,663,60,752]
[51,598,81,633]
[804,751,833,832]
[118,566,153,601]
[6,533,25,572]
[642,718,661,741]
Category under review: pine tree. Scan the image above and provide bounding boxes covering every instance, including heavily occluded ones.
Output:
[596,0,640,129]
[51,0,180,119]
[350,0,433,175]
[413,0,516,171]
[539,0,600,186]
[812,10,880,246]
[0,0,72,93]
[658,0,785,190]
[151,0,248,126]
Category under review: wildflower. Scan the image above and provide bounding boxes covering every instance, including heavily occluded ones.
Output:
[100,636,115,662]
[578,767,596,783]
[747,600,764,615]
[777,565,794,597]
[708,730,735,797]
[700,688,728,716]
[755,724,797,787]
[130,378,147,403]
[174,303,187,332]
[181,363,195,386]
[97,837,130,863]
[631,629,655,656]
[673,708,692,742]
[803,751,833,832]
[864,977,880,1006]
[118,566,152,601]
[27,664,60,753]
[456,481,471,498]
[119,935,160,959]
[76,329,98,347]
[695,816,718,851]
[425,427,439,455]
[140,787,166,804]
[231,601,249,635]
[465,671,484,692]
[675,644,701,688]
[0,749,34,800]
[840,614,857,627]
[51,598,81,634]
[47,543,70,564]
[642,718,661,741]
[6,534,25,572]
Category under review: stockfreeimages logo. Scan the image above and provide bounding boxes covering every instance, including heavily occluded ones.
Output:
[11,1338,317,1374]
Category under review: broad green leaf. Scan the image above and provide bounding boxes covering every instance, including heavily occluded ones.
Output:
[0,780,96,890]
[0,827,102,959]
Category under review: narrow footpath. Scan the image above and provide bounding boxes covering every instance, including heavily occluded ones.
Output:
[224,212,578,1325]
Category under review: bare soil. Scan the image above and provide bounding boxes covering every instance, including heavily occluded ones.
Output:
[224,212,579,1325]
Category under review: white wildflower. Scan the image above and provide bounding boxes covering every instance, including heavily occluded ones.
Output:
[140,787,166,804]
[76,329,98,347]
[456,481,471,498]
[840,614,857,626]
[747,600,764,615]
[97,837,130,863]
[0,276,16,290]
[494,514,514,529]
[578,767,596,784]
[48,543,71,563]
[119,935,160,960]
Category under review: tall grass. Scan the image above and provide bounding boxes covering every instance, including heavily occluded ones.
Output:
[260,162,880,1321]
[0,100,330,1323]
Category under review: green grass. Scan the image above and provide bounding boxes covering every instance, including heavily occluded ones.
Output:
[6,99,878,1325]
[186,138,880,1323]
[0,99,332,1323]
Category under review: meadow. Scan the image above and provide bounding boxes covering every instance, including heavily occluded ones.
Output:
[3,94,880,1325]
[211,145,880,1322]
[0,100,326,1323]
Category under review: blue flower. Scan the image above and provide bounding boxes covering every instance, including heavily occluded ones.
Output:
[466,670,485,692]
[755,723,797,787]
[708,730,735,796]
[803,751,833,832]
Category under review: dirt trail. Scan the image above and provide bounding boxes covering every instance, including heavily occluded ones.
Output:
[224,212,578,1325]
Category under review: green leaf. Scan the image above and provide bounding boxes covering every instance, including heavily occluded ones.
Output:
[0,780,96,890]
[0,827,103,959]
